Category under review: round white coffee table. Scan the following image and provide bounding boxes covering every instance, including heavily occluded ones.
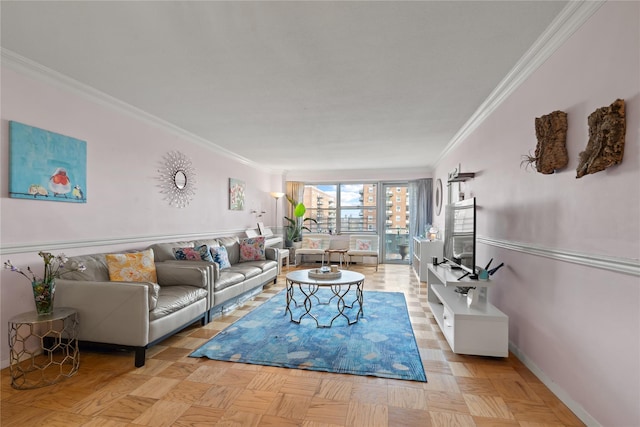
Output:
[285,269,365,328]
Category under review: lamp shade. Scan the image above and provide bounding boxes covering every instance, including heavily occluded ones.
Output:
[270,192,285,199]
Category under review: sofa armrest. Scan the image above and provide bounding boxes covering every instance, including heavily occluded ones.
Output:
[155,263,208,288]
[55,279,151,347]
[265,247,277,261]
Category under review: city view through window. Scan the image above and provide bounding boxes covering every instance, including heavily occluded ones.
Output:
[301,183,411,262]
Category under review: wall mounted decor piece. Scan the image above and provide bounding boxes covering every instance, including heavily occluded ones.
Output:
[522,111,568,174]
[434,178,443,216]
[229,178,245,210]
[576,99,626,178]
[9,121,87,203]
[157,151,196,208]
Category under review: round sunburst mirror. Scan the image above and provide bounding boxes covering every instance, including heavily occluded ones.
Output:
[174,170,187,189]
[158,151,196,208]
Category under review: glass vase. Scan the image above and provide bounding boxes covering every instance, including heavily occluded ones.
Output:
[31,279,55,316]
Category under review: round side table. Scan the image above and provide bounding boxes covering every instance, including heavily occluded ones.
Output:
[8,307,80,389]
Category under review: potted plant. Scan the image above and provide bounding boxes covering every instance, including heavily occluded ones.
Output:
[284,196,317,248]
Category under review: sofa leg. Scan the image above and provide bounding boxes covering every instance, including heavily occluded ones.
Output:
[134,347,146,367]
[273,277,277,284]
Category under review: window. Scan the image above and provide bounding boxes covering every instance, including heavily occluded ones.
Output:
[303,184,337,233]
[303,183,377,233]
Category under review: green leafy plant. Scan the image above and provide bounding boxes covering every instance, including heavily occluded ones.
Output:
[284,196,317,244]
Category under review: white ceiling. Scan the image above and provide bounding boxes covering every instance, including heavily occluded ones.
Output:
[1,1,568,174]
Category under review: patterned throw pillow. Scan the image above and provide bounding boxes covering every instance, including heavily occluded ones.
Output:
[306,238,321,249]
[239,236,266,262]
[356,239,372,251]
[106,249,157,283]
[172,245,214,262]
[211,246,231,269]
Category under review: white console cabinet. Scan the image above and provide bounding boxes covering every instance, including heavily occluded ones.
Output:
[427,264,508,357]
[412,237,443,282]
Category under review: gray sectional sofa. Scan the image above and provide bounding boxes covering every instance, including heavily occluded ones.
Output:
[55,235,278,367]
[150,236,278,319]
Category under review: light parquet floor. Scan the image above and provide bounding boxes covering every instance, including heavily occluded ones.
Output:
[1,264,585,427]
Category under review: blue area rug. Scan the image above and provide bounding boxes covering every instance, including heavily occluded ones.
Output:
[190,289,427,382]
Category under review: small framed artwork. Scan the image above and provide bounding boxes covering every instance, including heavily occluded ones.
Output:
[229,178,245,210]
[9,121,87,203]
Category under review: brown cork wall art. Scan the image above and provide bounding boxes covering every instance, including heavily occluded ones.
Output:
[576,98,626,178]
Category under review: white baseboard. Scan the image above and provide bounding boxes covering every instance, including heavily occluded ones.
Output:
[509,342,600,427]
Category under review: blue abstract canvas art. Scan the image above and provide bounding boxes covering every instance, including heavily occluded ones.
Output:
[9,121,87,203]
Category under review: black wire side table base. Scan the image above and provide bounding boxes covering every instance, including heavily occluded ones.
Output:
[285,269,365,328]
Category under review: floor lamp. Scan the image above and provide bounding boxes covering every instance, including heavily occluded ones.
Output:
[270,192,285,236]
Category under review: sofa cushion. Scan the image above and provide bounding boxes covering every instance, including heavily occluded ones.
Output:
[217,236,240,265]
[239,237,266,262]
[193,239,220,249]
[172,245,214,262]
[215,270,245,291]
[148,241,194,262]
[237,259,278,273]
[64,253,111,282]
[211,246,231,269]
[106,249,157,283]
[228,264,262,280]
[149,285,208,321]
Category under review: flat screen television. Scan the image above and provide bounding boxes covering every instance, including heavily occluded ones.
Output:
[443,197,476,278]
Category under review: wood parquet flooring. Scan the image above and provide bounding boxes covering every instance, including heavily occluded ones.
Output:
[1,264,585,426]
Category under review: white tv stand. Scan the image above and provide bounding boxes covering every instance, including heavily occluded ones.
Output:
[427,263,508,357]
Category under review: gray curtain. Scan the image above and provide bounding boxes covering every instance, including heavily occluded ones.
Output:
[409,178,432,260]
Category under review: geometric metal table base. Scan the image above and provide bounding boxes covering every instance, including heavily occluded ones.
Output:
[8,307,80,389]
[285,269,365,328]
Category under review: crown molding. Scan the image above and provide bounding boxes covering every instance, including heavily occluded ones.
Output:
[285,166,432,181]
[435,0,606,166]
[0,48,283,175]
[478,236,640,277]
